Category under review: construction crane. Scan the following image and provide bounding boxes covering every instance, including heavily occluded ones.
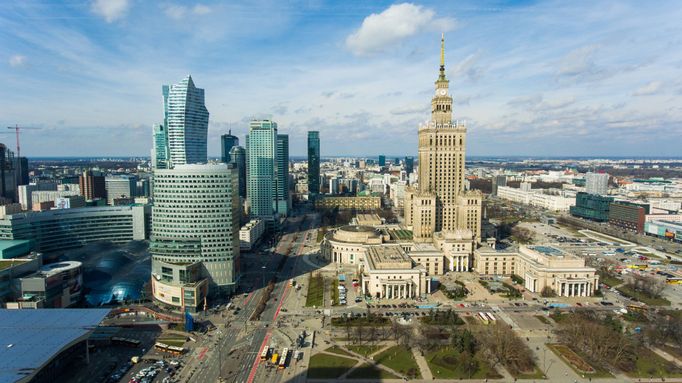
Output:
[3,125,41,195]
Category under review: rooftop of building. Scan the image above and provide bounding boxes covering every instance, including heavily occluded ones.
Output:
[366,245,412,270]
[37,261,82,278]
[0,258,35,271]
[0,239,32,252]
[409,242,440,253]
[528,245,566,257]
[0,309,110,383]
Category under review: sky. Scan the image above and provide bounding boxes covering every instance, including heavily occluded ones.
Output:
[1,0,681,158]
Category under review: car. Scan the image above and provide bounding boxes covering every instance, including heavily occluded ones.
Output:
[355,297,362,303]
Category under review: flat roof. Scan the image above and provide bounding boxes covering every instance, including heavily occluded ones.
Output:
[0,309,110,383]
[0,259,33,271]
[0,240,31,252]
[528,245,565,257]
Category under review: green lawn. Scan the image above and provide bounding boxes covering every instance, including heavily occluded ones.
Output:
[325,346,354,357]
[425,346,501,379]
[305,273,324,307]
[374,346,421,379]
[331,279,339,306]
[157,335,186,347]
[599,273,623,288]
[308,353,358,379]
[626,348,682,378]
[347,345,384,357]
[616,285,671,306]
[347,364,399,379]
[316,227,327,242]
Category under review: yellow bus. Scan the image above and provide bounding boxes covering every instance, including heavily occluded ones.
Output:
[271,353,279,365]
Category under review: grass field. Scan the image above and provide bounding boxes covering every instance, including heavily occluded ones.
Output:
[425,346,501,379]
[307,353,358,379]
[374,346,421,379]
[316,227,327,242]
[347,345,384,357]
[626,348,682,378]
[305,273,324,307]
[347,364,399,379]
[157,335,186,347]
[599,273,623,288]
[616,285,671,306]
[325,346,353,357]
[331,279,339,306]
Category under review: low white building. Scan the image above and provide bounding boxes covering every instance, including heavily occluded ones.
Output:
[497,186,575,212]
[474,245,599,297]
[239,219,265,250]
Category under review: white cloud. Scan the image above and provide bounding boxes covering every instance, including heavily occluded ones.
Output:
[91,0,130,23]
[558,45,599,76]
[346,3,455,56]
[8,54,26,67]
[633,81,663,96]
[164,3,211,20]
[193,4,211,15]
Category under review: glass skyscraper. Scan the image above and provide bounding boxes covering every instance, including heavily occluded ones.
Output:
[275,134,289,216]
[246,120,277,220]
[404,156,414,175]
[150,164,240,309]
[151,124,169,169]
[165,75,209,167]
[221,130,239,163]
[229,145,246,199]
[307,131,320,197]
[378,155,385,167]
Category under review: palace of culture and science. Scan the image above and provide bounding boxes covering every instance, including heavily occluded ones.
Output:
[322,36,598,300]
[321,36,484,299]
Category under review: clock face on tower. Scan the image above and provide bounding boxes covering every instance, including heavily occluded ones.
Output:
[438,88,447,96]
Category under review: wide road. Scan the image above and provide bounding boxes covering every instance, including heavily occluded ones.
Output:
[194,212,314,383]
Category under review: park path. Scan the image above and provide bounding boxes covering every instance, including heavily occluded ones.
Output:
[411,347,433,380]
[322,344,410,380]
[652,346,682,367]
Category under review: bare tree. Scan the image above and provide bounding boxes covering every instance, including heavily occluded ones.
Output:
[478,322,536,375]
[623,274,666,299]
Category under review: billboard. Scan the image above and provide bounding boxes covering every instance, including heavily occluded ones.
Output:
[54,197,71,209]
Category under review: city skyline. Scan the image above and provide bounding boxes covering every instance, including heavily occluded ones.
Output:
[2,1,682,157]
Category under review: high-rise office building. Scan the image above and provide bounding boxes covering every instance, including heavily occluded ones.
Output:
[150,164,240,311]
[492,175,507,196]
[0,144,16,202]
[151,124,169,170]
[404,156,414,175]
[307,131,320,197]
[79,170,106,201]
[404,35,482,242]
[221,130,239,163]
[247,120,278,221]
[275,134,290,216]
[229,146,246,199]
[105,175,136,206]
[14,157,28,186]
[165,75,209,167]
[585,172,609,195]
[378,155,386,167]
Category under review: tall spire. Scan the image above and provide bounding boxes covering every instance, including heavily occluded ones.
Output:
[439,33,446,81]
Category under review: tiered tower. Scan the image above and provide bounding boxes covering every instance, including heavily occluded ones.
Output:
[405,35,482,242]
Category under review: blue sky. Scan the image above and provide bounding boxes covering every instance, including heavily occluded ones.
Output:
[1,0,681,157]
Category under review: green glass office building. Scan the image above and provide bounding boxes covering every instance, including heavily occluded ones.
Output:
[307,131,320,197]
